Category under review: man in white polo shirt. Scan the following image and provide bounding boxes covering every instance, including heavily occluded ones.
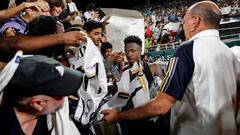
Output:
[102,1,240,135]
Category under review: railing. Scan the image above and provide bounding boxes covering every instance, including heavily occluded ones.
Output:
[147,41,181,51]
[219,20,240,40]
[146,20,240,62]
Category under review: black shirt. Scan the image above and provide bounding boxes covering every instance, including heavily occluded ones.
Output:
[0,100,51,135]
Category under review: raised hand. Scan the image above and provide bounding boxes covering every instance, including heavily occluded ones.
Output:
[24,1,50,12]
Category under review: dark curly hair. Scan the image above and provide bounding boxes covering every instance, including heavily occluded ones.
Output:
[26,16,58,36]
[124,35,142,47]
[101,42,112,54]
[25,16,64,59]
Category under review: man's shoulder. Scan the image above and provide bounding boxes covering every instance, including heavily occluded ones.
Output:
[180,40,194,47]
[174,40,194,57]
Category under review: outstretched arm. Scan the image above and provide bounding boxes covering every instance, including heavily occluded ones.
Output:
[0,31,86,53]
[0,1,50,23]
[101,92,175,124]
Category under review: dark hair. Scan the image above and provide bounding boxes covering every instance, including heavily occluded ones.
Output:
[86,3,96,11]
[101,42,112,54]
[45,0,66,9]
[141,54,146,59]
[124,35,142,47]
[83,20,102,32]
[25,16,65,59]
[26,16,58,36]
[155,21,161,26]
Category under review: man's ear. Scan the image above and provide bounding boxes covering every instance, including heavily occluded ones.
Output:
[191,16,201,32]
[29,98,46,112]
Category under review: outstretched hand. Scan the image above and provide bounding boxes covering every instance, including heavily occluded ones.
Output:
[102,16,110,26]
[24,1,50,12]
[62,31,87,46]
[101,109,119,124]
[108,52,124,64]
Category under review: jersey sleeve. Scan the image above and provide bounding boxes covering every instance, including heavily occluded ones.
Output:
[159,41,195,100]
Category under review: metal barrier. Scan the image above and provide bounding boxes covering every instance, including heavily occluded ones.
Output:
[219,20,240,40]
[147,41,181,51]
[146,19,240,62]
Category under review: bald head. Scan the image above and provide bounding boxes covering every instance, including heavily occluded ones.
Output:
[188,1,221,28]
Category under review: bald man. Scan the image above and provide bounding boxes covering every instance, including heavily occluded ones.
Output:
[102,1,240,135]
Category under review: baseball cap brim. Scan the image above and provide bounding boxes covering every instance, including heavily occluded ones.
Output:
[41,67,83,96]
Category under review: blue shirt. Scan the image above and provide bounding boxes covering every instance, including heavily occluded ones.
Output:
[0,16,27,37]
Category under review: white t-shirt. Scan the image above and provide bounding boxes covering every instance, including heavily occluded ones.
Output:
[84,11,94,21]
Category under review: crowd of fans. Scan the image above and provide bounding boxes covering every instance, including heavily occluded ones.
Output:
[1,0,238,49]
[131,0,195,47]
[0,0,239,135]
[130,0,240,48]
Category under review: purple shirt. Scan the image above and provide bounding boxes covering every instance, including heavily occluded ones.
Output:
[0,16,27,37]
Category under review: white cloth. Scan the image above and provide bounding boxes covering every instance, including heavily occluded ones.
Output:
[84,11,93,21]
[0,51,22,102]
[70,37,108,124]
[48,97,80,135]
[107,62,150,109]
[68,2,78,13]
[107,66,130,109]
[230,46,240,62]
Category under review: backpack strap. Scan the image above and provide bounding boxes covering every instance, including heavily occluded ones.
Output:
[143,62,154,88]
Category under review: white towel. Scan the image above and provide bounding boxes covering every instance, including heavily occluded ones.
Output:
[106,67,130,109]
[68,45,85,70]
[83,37,107,109]
[48,97,80,135]
[69,37,108,125]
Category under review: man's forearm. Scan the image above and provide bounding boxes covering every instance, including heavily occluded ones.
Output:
[118,93,175,121]
[118,99,162,120]
[12,34,64,53]
[0,3,26,23]
[0,31,85,53]
[0,34,63,53]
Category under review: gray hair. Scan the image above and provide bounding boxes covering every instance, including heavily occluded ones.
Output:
[189,1,221,28]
